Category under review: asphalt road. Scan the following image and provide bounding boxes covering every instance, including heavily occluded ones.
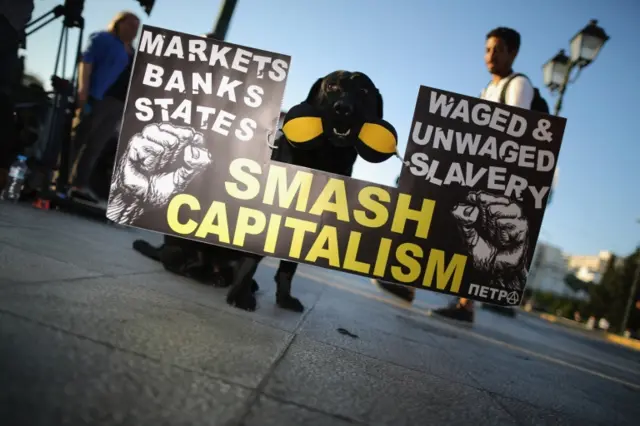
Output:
[0,203,638,426]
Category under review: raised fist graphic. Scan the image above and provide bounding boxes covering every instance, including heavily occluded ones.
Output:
[451,190,529,291]
[107,123,212,225]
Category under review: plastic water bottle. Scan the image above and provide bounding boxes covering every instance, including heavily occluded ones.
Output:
[0,155,28,202]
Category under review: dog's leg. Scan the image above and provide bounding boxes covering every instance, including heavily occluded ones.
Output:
[132,239,163,261]
[159,245,190,276]
[275,261,304,312]
[226,256,261,311]
[222,258,260,292]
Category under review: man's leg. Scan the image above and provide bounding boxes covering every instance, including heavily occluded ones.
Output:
[70,97,124,202]
[433,297,475,323]
[372,279,416,303]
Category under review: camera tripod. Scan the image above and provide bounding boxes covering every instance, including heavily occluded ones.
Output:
[25,0,85,202]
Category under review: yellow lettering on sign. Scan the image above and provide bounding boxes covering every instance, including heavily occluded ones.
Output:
[423,249,467,293]
[353,186,390,228]
[232,207,266,247]
[194,201,230,243]
[373,237,393,277]
[305,225,340,267]
[309,178,349,222]
[343,231,370,274]
[391,194,435,239]
[284,217,317,259]
[167,194,200,235]
[263,213,282,254]
[263,165,314,212]
[226,158,262,201]
[391,243,423,283]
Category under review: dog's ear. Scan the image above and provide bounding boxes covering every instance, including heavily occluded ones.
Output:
[376,90,384,119]
[305,78,324,104]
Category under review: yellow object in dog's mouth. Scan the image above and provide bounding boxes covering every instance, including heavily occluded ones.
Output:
[282,117,323,144]
[358,122,396,154]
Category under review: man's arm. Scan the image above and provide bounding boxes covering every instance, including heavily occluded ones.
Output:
[504,76,534,109]
[76,62,93,110]
[76,32,108,110]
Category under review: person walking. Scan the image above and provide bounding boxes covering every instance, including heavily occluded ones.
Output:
[432,26,542,323]
[376,27,545,323]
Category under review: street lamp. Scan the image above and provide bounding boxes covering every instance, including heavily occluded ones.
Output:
[542,20,610,116]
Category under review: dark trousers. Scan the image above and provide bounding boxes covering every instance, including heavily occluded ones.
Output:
[70,96,124,188]
[0,16,21,168]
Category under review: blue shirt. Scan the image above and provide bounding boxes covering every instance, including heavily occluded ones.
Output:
[81,31,130,101]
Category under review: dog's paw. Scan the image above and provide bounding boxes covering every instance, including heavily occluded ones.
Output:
[251,279,260,293]
[226,289,257,312]
[276,294,305,313]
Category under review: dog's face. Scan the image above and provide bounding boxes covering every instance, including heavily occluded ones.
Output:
[281,70,397,163]
[306,71,382,147]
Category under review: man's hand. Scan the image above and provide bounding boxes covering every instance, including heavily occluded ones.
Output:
[107,123,211,224]
[451,190,529,290]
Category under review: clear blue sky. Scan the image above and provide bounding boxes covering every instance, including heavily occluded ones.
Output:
[24,0,640,257]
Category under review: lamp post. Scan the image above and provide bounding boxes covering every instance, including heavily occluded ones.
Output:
[542,20,610,116]
[206,0,238,41]
[620,219,640,335]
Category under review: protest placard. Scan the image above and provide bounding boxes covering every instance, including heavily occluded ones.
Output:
[107,25,291,226]
[107,26,566,307]
[398,85,566,306]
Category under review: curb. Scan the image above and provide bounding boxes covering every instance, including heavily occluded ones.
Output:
[605,334,640,351]
[535,312,640,352]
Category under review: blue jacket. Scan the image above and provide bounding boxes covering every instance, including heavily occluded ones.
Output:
[81,31,130,101]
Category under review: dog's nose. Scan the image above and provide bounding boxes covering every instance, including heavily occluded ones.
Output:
[333,100,353,116]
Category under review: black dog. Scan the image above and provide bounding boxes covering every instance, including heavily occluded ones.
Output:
[225,70,396,312]
[132,236,260,291]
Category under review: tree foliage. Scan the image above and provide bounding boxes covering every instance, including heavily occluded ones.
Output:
[540,248,640,334]
[582,249,640,333]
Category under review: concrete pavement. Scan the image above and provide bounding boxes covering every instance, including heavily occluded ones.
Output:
[0,203,639,425]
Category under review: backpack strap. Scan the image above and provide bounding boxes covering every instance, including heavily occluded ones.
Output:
[498,72,528,104]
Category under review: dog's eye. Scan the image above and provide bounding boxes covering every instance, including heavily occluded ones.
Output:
[326,83,339,92]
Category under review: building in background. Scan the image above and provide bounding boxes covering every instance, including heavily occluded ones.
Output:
[565,250,615,285]
[526,245,620,302]
[527,242,577,298]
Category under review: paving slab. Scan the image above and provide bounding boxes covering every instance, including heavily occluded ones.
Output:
[0,243,102,283]
[243,395,359,426]
[0,275,293,388]
[262,336,517,426]
[0,313,251,426]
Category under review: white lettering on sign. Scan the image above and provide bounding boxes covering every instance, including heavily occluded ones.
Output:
[468,283,520,305]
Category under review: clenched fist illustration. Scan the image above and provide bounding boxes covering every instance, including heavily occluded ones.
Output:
[451,191,529,291]
[107,123,212,225]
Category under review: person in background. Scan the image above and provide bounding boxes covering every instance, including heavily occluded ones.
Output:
[0,0,35,188]
[433,26,536,323]
[68,11,140,203]
[375,27,536,323]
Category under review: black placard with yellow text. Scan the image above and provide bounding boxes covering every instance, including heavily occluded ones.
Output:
[107,25,567,307]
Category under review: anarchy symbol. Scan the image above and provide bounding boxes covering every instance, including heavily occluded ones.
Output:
[506,291,520,305]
